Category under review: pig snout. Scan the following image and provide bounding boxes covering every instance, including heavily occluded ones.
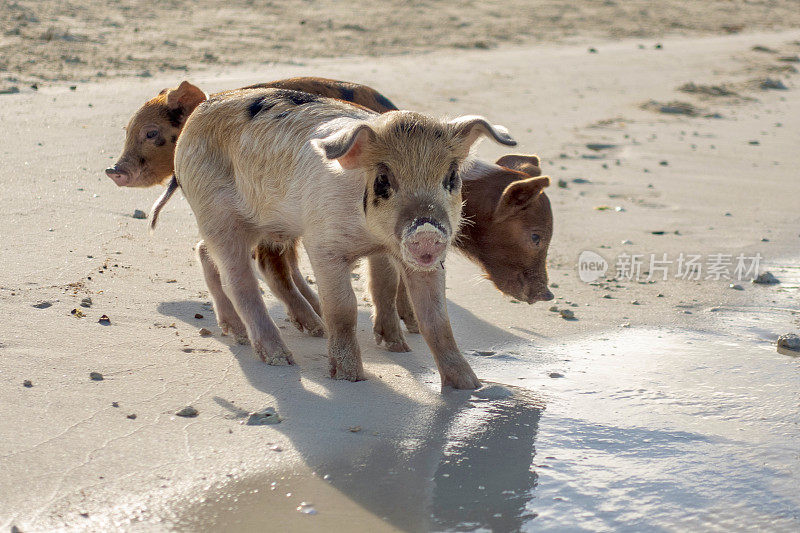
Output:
[105,166,131,187]
[401,218,450,270]
[526,287,554,304]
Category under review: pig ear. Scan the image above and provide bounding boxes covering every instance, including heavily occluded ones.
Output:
[494,176,550,220]
[166,81,207,116]
[312,123,376,170]
[449,115,517,149]
[495,154,542,177]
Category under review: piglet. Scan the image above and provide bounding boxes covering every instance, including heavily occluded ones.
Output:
[175,87,516,388]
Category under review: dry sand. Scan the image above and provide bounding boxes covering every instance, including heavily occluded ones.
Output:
[1,4,799,531]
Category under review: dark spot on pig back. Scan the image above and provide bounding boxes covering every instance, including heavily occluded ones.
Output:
[375,93,398,112]
[338,86,355,102]
[248,96,275,118]
[277,89,318,106]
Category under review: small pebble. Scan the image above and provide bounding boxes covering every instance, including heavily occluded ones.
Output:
[89,372,104,381]
[194,313,204,319]
[176,406,199,418]
[32,301,53,309]
[23,380,33,388]
[270,444,283,452]
[98,315,111,325]
[199,327,213,337]
[549,305,559,312]
[730,284,744,290]
[132,209,147,219]
[127,413,137,420]
[559,309,575,320]
[349,426,362,433]
[777,334,800,355]
[112,401,119,407]
[80,297,92,308]
[621,239,633,245]
[246,407,281,425]
[752,271,779,284]
[548,372,564,378]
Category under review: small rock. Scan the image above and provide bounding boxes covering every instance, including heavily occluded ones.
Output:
[348,425,362,432]
[550,283,559,288]
[760,78,787,90]
[729,284,744,290]
[112,401,119,407]
[71,308,85,318]
[23,380,33,388]
[246,407,280,425]
[472,350,497,357]
[80,297,92,308]
[132,209,147,219]
[631,300,640,305]
[127,413,137,420]
[654,43,663,49]
[659,160,668,166]
[748,140,760,145]
[89,372,104,381]
[752,45,777,53]
[572,178,590,184]
[651,231,665,235]
[778,55,800,63]
[199,327,212,336]
[0,86,21,95]
[194,313,204,319]
[761,237,769,242]
[752,271,779,285]
[270,444,283,451]
[557,179,568,188]
[777,334,800,355]
[588,47,598,53]
[586,143,615,151]
[98,315,111,325]
[621,239,633,245]
[549,305,559,312]
[32,301,53,309]
[176,406,199,418]
[559,309,575,320]
[548,372,564,378]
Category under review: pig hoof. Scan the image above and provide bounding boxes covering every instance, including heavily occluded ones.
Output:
[220,322,250,345]
[328,358,366,382]
[399,315,420,334]
[289,314,325,338]
[441,367,481,390]
[373,319,411,352]
[256,344,295,366]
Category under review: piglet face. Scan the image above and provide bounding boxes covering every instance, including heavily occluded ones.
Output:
[315,111,516,271]
[463,156,554,303]
[483,190,553,303]
[106,81,206,187]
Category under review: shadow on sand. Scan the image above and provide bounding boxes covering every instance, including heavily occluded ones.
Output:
[156,298,545,531]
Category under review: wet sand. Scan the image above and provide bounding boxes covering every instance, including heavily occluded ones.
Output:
[1,27,799,531]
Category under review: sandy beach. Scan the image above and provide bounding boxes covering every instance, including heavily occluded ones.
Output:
[1,2,799,531]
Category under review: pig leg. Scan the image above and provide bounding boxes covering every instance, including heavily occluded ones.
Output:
[197,240,248,344]
[395,277,420,334]
[287,245,322,317]
[204,233,294,366]
[367,255,411,352]
[402,267,481,390]
[306,247,365,381]
[254,241,325,337]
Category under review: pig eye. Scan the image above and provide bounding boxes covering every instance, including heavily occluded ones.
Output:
[443,169,460,193]
[145,129,159,139]
[373,173,392,199]
[531,233,541,245]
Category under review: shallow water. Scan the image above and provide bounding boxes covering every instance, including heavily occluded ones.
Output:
[179,326,799,532]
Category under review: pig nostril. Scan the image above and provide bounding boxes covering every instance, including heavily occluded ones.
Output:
[105,167,121,177]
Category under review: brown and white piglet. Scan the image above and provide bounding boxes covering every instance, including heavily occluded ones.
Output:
[175,88,516,389]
